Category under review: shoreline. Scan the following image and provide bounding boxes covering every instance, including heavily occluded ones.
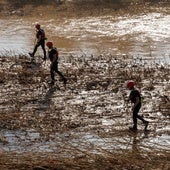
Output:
[0,1,169,19]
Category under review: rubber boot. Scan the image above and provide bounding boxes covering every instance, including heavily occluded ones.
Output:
[129,124,137,132]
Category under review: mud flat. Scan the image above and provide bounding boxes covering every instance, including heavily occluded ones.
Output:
[0,54,169,169]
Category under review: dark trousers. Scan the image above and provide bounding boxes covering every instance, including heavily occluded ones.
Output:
[133,103,146,129]
[32,40,46,58]
[50,61,66,81]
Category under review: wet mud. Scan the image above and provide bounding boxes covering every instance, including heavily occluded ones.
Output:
[0,1,170,169]
[0,54,169,169]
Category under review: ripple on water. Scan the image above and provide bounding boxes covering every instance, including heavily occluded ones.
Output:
[0,11,170,61]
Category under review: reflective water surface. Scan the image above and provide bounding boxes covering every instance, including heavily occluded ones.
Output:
[0,9,170,62]
[0,4,170,160]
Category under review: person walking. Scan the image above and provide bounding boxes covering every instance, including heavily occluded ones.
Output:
[46,41,67,85]
[126,80,149,132]
[29,24,46,61]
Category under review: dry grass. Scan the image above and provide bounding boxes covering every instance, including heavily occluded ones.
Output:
[0,150,169,169]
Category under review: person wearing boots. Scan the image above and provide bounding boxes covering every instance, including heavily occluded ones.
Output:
[29,23,46,61]
[126,80,149,132]
[46,41,67,85]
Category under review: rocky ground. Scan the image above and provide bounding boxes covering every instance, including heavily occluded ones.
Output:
[0,54,169,169]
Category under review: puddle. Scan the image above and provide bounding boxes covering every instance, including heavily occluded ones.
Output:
[0,129,169,155]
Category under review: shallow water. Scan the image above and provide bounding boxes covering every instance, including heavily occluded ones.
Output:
[0,127,169,155]
[0,10,170,62]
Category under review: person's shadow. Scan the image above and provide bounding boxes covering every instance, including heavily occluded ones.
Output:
[131,131,149,157]
[42,86,57,107]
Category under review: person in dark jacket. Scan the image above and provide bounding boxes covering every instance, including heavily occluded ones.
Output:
[46,41,67,85]
[29,24,46,61]
[127,80,149,132]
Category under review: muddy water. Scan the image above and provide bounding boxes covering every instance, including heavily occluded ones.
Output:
[0,5,170,159]
[0,10,170,62]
